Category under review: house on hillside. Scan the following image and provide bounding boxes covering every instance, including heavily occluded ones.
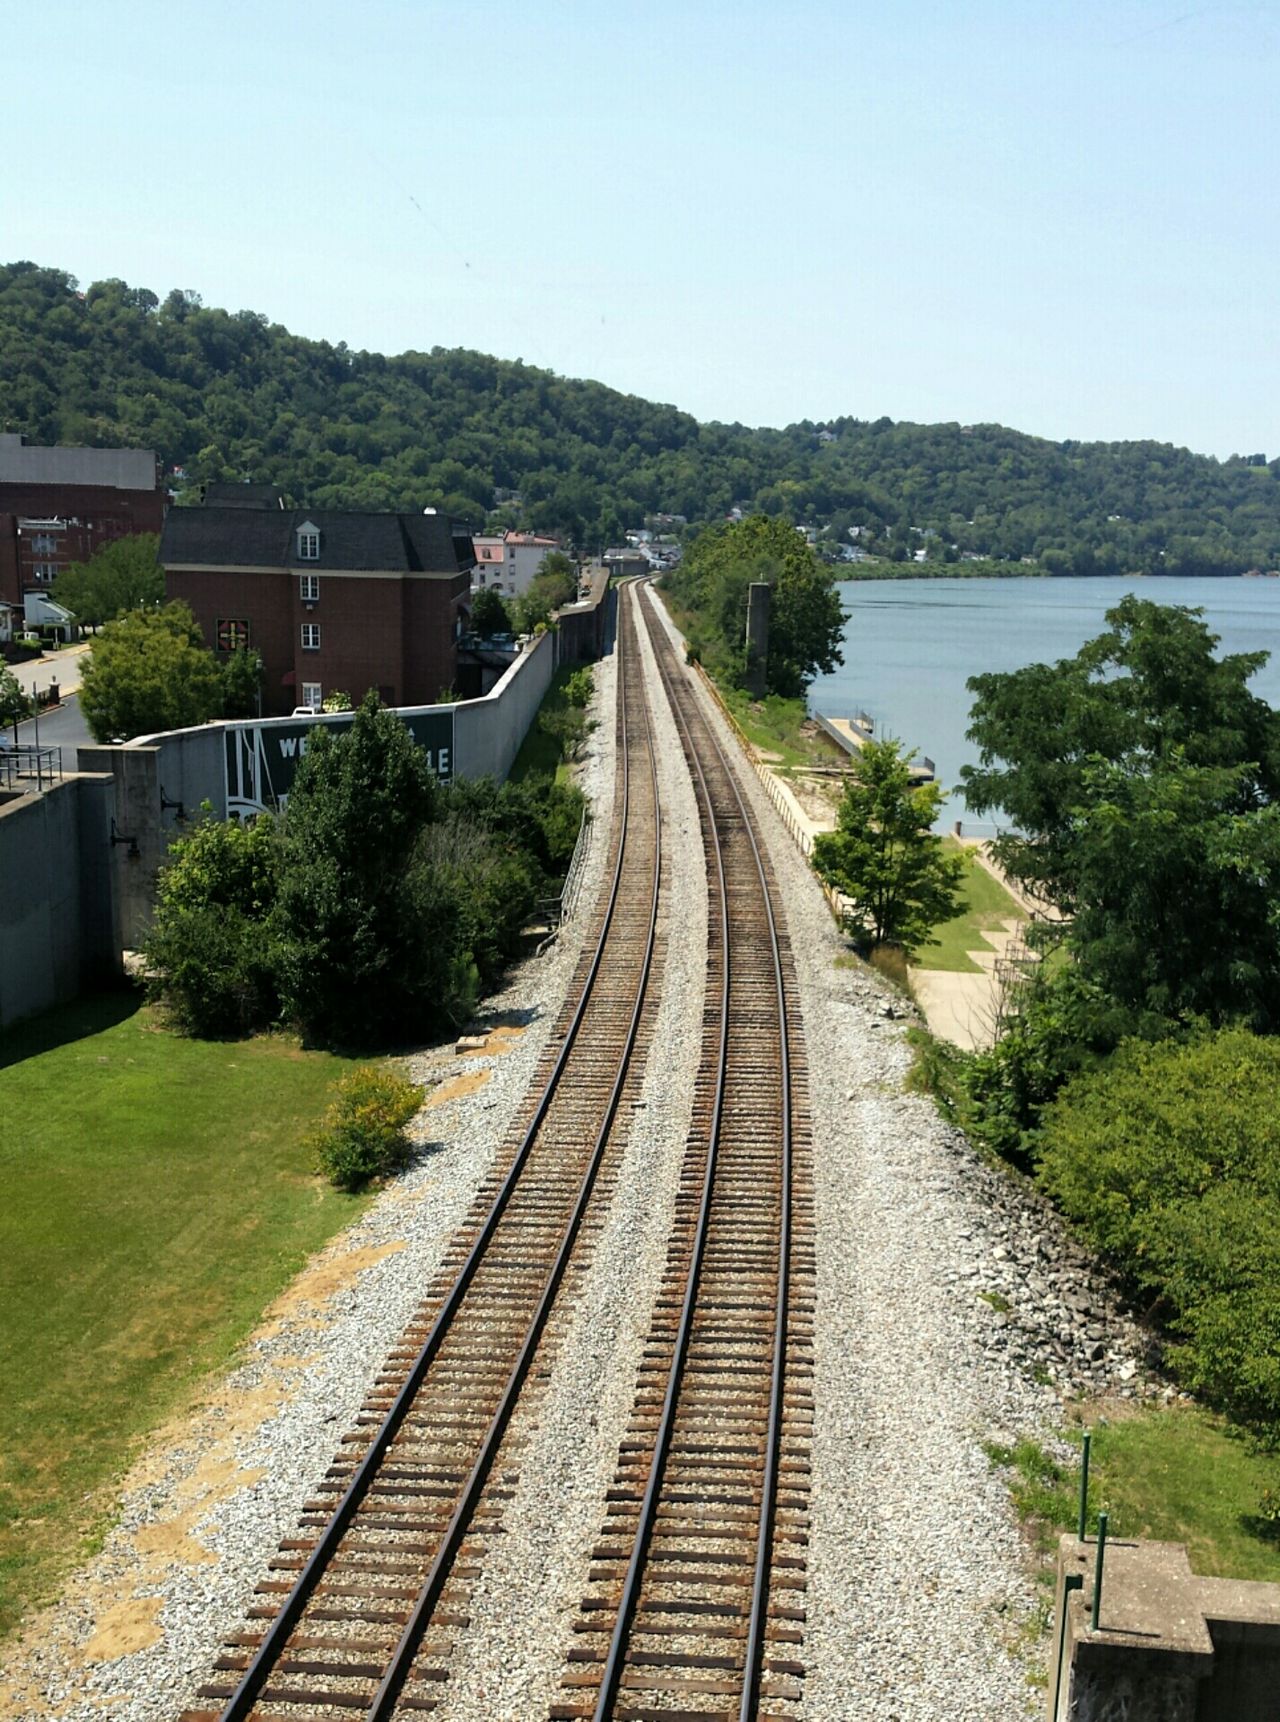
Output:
[0,433,166,614]
[470,531,563,599]
[161,504,476,716]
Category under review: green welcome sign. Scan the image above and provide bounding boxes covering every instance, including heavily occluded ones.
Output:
[224,706,456,816]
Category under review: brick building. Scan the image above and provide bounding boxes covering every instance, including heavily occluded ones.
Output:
[0,433,166,612]
[161,505,476,715]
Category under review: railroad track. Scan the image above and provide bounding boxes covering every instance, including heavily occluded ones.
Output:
[182,588,665,1722]
[549,584,814,1722]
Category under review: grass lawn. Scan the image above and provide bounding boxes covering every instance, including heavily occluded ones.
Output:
[507,665,584,784]
[718,687,842,771]
[0,991,365,1638]
[987,1404,1280,1585]
[915,840,1026,973]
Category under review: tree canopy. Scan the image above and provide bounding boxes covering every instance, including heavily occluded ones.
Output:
[78,601,224,741]
[963,597,1280,1029]
[5,262,1280,567]
[665,514,845,697]
[52,534,162,629]
[811,738,964,951]
[0,664,32,731]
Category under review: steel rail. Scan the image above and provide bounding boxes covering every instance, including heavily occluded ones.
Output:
[365,588,663,1716]
[589,582,793,1721]
[218,580,660,1722]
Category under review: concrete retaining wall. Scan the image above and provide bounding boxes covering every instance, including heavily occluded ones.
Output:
[0,774,118,1027]
[1050,1535,1280,1721]
[455,631,555,780]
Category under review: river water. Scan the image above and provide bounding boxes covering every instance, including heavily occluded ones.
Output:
[806,575,1280,823]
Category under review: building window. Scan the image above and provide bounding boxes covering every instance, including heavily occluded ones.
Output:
[216,618,251,652]
[32,533,59,555]
[301,682,323,711]
[296,521,321,560]
[301,622,321,651]
[300,573,320,603]
[33,563,58,584]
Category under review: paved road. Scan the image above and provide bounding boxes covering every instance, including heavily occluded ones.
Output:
[10,693,95,758]
[10,643,89,699]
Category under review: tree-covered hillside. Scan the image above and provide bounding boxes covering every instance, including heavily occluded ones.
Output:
[3,260,1280,573]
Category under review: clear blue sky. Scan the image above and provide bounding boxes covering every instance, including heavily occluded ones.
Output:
[6,1,1277,457]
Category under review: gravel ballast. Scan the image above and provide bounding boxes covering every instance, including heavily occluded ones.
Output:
[2,595,1165,1722]
[0,655,622,1722]
[641,583,1157,1720]
[438,593,708,1721]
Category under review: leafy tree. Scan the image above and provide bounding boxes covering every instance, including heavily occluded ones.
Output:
[963,597,1280,1027]
[274,691,455,1046]
[513,563,576,633]
[143,808,281,1036]
[1038,1029,1280,1440]
[221,647,263,718]
[79,601,224,740]
[52,534,162,629]
[668,515,844,697]
[469,586,511,636]
[0,664,32,734]
[811,738,964,951]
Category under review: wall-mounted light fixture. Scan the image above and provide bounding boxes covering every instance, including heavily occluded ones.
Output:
[160,786,185,821]
[110,817,140,861]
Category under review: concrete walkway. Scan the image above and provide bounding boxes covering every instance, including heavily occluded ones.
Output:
[9,643,89,699]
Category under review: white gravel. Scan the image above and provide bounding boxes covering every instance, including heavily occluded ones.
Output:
[0,655,621,1722]
[643,583,1052,1719]
[3,590,1159,1722]
[438,589,707,1721]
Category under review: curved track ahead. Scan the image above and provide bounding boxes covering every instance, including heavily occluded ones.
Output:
[185,590,663,1722]
[551,584,814,1722]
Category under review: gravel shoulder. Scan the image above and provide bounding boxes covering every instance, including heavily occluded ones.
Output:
[642,584,1158,1720]
[0,655,621,1722]
[438,588,708,1721]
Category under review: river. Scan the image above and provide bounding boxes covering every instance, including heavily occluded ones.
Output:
[806,575,1280,823]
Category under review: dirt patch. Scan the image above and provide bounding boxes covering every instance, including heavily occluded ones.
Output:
[456,1024,526,1059]
[426,1069,492,1107]
[130,1506,217,1569]
[173,1456,268,1510]
[264,1240,406,1318]
[82,1595,163,1663]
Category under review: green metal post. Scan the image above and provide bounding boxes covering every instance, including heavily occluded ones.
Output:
[1077,1431,1092,1540]
[1090,1511,1109,1632]
[1052,1572,1084,1722]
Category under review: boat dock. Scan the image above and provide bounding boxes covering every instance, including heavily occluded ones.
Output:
[813,711,936,781]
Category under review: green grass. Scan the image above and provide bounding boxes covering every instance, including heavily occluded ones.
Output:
[915,841,1026,973]
[507,665,583,784]
[0,991,365,1637]
[987,1406,1280,1583]
[718,687,841,771]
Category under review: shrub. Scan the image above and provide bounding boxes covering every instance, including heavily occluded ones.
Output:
[540,704,591,761]
[311,1066,425,1191]
[144,809,281,1037]
[563,666,594,708]
[1038,1028,1280,1441]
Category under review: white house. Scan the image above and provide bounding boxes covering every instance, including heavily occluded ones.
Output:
[471,531,564,598]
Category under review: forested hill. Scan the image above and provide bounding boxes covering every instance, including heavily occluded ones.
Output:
[3,259,1279,575]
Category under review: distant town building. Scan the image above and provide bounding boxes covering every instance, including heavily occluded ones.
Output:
[0,432,166,614]
[471,531,563,599]
[161,503,476,716]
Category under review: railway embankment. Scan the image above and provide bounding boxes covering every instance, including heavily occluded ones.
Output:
[3,582,1172,1722]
